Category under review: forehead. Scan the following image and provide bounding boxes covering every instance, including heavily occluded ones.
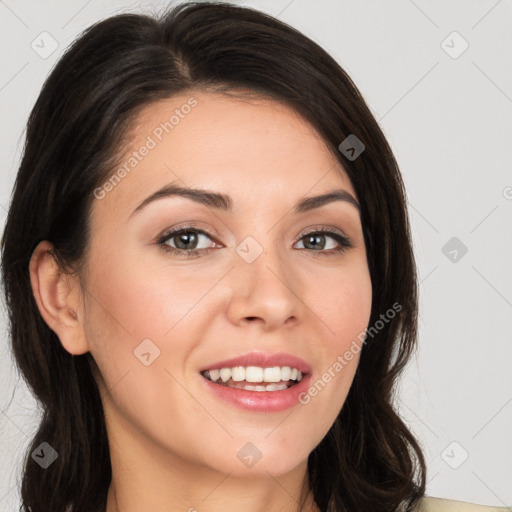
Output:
[96,90,356,218]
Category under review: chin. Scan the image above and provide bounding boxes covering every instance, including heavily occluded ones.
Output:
[209,447,308,478]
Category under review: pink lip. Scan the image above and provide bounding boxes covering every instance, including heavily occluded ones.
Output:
[200,372,312,412]
[199,351,312,374]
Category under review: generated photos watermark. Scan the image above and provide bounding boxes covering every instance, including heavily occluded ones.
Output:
[298,302,402,405]
[93,97,198,200]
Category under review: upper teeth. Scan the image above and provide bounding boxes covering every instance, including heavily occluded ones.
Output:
[202,366,303,383]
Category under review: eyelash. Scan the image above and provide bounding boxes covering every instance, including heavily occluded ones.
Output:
[156,225,353,259]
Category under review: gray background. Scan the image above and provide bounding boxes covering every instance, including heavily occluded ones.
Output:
[1,0,511,509]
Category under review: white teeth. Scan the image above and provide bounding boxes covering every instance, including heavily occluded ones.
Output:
[202,365,305,384]
[219,368,231,382]
[232,366,245,382]
[245,366,263,382]
[263,367,281,382]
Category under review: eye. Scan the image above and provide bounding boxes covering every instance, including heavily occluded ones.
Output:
[294,228,353,254]
[157,227,218,257]
[156,225,353,258]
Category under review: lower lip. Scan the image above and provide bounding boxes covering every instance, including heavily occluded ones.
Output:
[200,373,312,412]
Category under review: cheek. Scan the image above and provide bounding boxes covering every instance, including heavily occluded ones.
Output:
[292,261,371,428]
[85,246,216,343]
[316,262,373,350]
[82,244,226,401]
[81,249,211,441]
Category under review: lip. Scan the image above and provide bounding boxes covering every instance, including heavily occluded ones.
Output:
[198,351,312,374]
[200,372,312,412]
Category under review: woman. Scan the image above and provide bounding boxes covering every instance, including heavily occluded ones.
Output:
[0,2,506,511]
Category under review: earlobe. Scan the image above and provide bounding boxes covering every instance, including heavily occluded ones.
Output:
[29,240,89,355]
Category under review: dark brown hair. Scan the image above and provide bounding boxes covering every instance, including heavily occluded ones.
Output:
[1,2,426,511]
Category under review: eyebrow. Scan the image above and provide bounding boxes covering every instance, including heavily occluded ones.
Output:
[130,182,360,218]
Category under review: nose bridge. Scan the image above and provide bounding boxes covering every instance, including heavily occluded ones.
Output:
[226,230,302,327]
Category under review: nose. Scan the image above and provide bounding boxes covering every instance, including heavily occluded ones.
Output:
[225,245,304,331]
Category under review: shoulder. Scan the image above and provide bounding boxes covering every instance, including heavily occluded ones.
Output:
[414,496,511,512]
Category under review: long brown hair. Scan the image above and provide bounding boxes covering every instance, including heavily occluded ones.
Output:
[1,2,426,511]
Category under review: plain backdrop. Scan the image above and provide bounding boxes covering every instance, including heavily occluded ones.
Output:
[1,0,511,510]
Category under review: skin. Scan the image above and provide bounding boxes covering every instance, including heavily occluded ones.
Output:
[29,90,372,512]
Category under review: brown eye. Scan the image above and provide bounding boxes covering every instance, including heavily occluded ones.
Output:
[168,230,200,250]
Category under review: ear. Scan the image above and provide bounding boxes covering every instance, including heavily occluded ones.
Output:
[29,240,89,355]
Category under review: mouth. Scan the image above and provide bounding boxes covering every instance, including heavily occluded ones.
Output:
[200,366,306,392]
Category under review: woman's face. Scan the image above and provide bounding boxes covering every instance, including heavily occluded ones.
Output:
[81,90,372,477]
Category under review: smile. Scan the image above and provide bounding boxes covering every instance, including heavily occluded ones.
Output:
[201,365,305,392]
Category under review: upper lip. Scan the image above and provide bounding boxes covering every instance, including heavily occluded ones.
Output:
[199,351,312,374]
